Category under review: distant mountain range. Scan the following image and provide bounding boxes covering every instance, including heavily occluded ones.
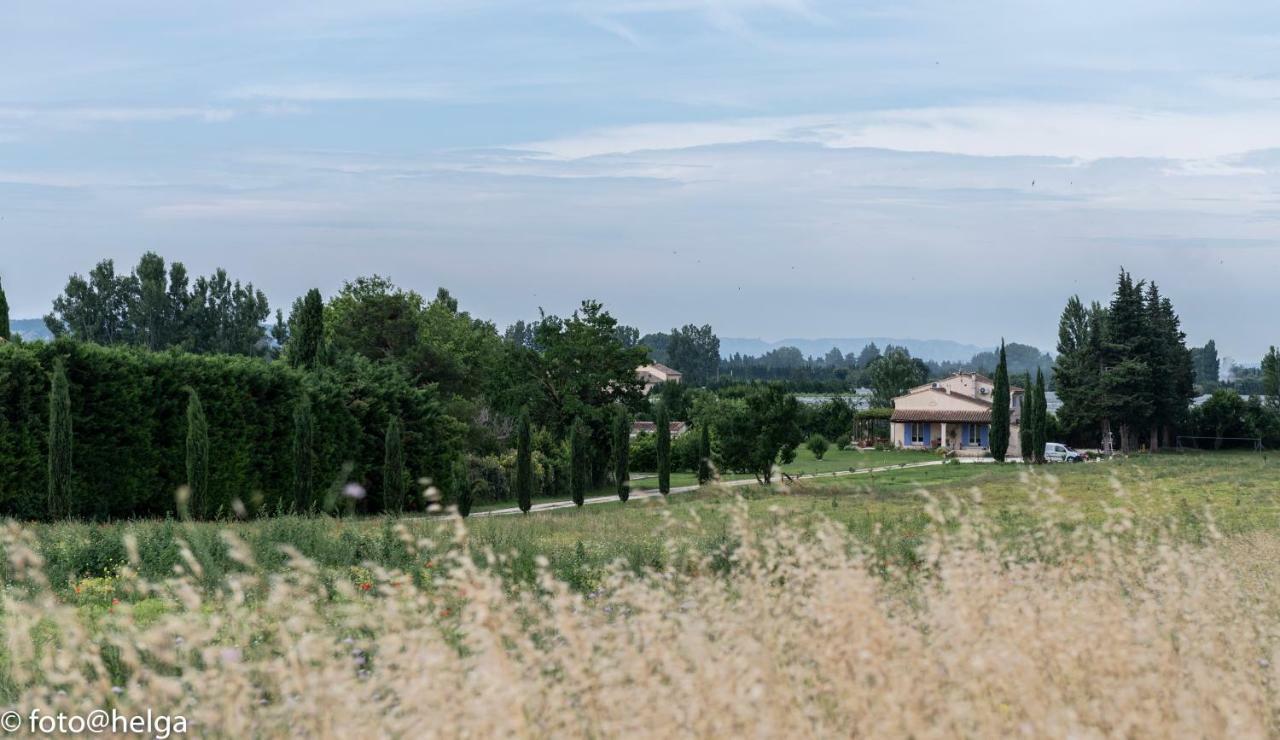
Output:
[10,318,52,341]
[720,337,989,364]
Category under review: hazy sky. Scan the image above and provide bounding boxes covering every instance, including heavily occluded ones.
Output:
[3,1,1279,361]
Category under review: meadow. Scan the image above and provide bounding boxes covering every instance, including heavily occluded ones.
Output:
[4,451,1280,736]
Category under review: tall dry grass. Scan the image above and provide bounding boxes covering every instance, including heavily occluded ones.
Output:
[3,473,1279,738]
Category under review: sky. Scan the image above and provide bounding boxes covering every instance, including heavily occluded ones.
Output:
[2,1,1280,362]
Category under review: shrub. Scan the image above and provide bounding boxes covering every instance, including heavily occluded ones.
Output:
[806,433,830,460]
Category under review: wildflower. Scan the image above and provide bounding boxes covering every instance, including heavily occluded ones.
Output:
[343,483,366,500]
[111,598,120,605]
[360,582,372,591]
[441,608,452,617]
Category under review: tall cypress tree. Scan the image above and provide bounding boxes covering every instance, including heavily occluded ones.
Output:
[516,408,533,513]
[570,417,588,507]
[453,458,473,518]
[697,423,714,484]
[289,288,325,370]
[990,340,1011,462]
[656,402,671,495]
[612,405,630,502]
[47,360,73,519]
[1019,386,1035,463]
[0,276,10,341]
[185,388,209,518]
[383,416,406,513]
[292,395,315,512]
[1032,368,1048,463]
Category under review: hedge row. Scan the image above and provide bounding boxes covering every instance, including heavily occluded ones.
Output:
[0,340,457,520]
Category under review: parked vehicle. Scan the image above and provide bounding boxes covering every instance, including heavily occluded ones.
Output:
[1044,442,1084,462]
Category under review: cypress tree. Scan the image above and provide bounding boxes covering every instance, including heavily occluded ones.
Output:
[1032,368,1048,463]
[185,388,209,519]
[990,340,1011,461]
[1019,386,1035,463]
[569,417,587,507]
[612,405,630,502]
[516,408,533,513]
[697,423,714,484]
[0,276,10,341]
[656,402,671,495]
[383,416,406,513]
[292,395,315,512]
[47,360,72,519]
[289,288,325,370]
[453,458,472,517]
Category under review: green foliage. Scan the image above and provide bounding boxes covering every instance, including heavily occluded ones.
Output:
[516,409,533,513]
[697,424,713,484]
[288,288,326,370]
[569,417,588,506]
[1191,340,1220,391]
[44,253,270,355]
[185,389,210,517]
[292,395,315,511]
[47,359,72,519]
[613,405,631,502]
[1032,368,1048,463]
[453,459,473,517]
[714,383,803,483]
[808,397,855,440]
[805,433,829,460]
[868,348,927,407]
[0,276,9,342]
[383,416,406,513]
[1020,389,1035,463]
[664,324,720,385]
[990,341,1011,462]
[498,301,648,486]
[833,432,851,451]
[1262,347,1280,408]
[656,403,671,494]
[0,340,455,520]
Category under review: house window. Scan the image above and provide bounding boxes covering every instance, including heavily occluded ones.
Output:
[967,424,981,446]
[910,423,924,444]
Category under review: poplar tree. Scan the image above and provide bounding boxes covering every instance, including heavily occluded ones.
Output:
[570,417,588,507]
[292,395,315,511]
[289,288,326,370]
[612,405,631,502]
[47,360,73,519]
[0,276,10,341]
[383,416,406,513]
[697,424,714,484]
[185,388,209,518]
[1032,368,1048,463]
[516,409,533,513]
[990,340,1011,461]
[656,402,671,494]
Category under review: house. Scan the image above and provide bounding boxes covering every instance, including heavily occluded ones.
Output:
[630,420,690,438]
[636,363,682,395]
[889,372,1024,456]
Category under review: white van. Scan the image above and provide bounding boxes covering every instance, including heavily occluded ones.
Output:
[1044,442,1083,463]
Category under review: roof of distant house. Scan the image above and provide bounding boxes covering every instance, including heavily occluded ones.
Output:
[631,420,688,434]
[640,362,681,376]
[890,409,993,423]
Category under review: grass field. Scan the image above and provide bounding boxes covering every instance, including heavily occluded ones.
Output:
[5,451,1280,735]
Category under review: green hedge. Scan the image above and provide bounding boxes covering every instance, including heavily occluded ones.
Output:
[0,340,457,520]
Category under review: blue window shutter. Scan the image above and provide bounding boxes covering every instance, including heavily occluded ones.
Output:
[923,423,931,446]
[980,424,989,447]
[961,422,969,447]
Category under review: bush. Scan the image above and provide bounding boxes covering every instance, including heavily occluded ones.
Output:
[834,432,852,450]
[806,433,830,460]
[466,454,509,502]
[630,432,657,471]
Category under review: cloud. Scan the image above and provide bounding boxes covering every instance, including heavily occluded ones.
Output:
[521,104,1280,163]
[228,82,457,102]
[143,198,340,220]
[0,106,234,132]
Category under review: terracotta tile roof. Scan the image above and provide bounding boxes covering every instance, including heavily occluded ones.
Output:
[631,421,689,435]
[891,409,992,423]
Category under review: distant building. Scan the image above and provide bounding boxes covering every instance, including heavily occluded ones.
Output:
[630,420,690,439]
[889,372,1024,456]
[636,363,682,395]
